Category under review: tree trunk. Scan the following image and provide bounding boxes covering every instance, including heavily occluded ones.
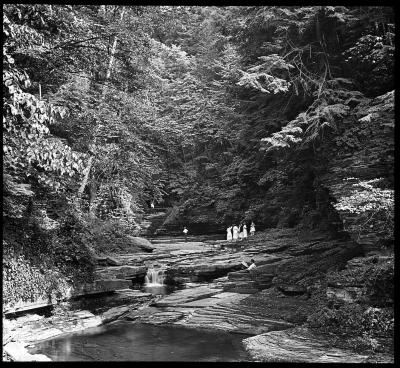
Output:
[75,6,125,213]
[88,181,98,216]
[101,8,125,97]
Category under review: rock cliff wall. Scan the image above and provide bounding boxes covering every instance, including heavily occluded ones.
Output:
[320,90,394,253]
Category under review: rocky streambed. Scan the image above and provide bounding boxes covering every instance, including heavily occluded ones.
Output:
[3,229,394,362]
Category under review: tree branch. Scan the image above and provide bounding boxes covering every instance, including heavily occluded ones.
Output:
[52,34,115,50]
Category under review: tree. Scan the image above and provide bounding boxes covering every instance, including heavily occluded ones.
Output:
[3,10,86,219]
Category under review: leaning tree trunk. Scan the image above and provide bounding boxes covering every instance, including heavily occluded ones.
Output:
[75,6,126,215]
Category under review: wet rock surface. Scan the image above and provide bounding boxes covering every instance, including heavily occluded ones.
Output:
[4,229,392,362]
[152,285,223,307]
[3,290,156,361]
[4,342,52,362]
[243,327,370,363]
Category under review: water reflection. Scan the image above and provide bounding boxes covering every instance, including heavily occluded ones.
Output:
[142,284,174,295]
[28,321,250,361]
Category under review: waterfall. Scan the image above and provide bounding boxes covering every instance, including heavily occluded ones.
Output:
[144,267,165,286]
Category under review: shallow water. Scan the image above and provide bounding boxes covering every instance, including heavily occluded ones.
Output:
[141,284,175,295]
[28,321,251,361]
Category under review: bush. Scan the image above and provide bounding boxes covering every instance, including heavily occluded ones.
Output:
[306,302,394,341]
[326,255,394,307]
[80,217,141,254]
[363,259,394,306]
[3,213,96,308]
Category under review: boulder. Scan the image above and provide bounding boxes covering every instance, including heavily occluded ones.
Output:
[101,306,130,323]
[126,236,155,252]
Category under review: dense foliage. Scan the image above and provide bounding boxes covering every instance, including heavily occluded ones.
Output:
[149,6,394,238]
[306,255,394,353]
[2,5,394,314]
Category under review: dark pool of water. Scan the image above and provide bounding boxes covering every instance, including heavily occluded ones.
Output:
[28,321,251,361]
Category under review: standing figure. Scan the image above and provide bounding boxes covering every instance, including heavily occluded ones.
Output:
[226,226,233,241]
[183,226,189,241]
[239,223,244,241]
[250,221,256,236]
[150,201,155,209]
[232,225,239,241]
[243,223,248,238]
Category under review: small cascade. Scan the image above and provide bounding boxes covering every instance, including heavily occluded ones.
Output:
[144,267,165,286]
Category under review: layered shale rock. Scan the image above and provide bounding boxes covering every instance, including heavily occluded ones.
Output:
[320,90,394,253]
[175,292,293,334]
[243,327,370,363]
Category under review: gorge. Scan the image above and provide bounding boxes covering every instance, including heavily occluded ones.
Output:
[3,5,394,363]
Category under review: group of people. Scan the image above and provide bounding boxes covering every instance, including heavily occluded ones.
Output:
[226,222,255,241]
[181,221,255,242]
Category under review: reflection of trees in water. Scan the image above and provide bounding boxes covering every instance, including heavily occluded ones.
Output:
[31,323,250,361]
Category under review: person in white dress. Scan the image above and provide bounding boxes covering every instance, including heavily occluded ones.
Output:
[232,225,239,241]
[183,227,188,241]
[243,224,248,238]
[250,222,255,236]
[226,226,233,241]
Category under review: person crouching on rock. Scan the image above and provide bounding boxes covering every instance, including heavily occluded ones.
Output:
[241,259,257,273]
[247,259,257,272]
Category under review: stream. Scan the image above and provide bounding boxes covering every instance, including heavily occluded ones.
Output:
[27,321,250,361]
[25,235,253,361]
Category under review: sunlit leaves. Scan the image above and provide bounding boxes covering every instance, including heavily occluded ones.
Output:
[261,125,303,153]
[237,70,290,94]
[333,178,394,238]
[3,10,87,210]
